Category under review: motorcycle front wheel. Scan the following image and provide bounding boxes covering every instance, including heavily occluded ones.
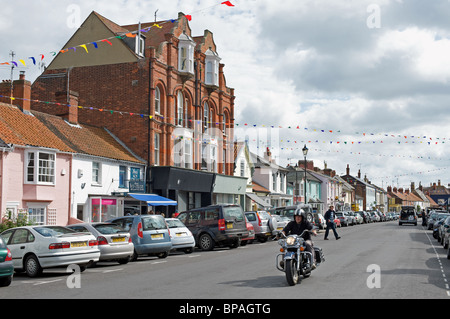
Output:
[285,259,300,286]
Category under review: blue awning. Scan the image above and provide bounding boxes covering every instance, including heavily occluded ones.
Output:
[128,193,177,206]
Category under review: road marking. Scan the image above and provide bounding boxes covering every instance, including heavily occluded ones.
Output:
[423,226,450,298]
[151,261,167,265]
[188,254,201,258]
[102,268,123,273]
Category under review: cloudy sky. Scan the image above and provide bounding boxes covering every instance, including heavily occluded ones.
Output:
[1,0,449,190]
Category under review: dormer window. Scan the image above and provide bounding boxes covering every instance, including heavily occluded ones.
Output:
[178,32,195,74]
[205,48,220,86]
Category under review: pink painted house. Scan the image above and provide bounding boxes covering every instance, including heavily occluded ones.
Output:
[0,72,145,226]
[0,73,74,225]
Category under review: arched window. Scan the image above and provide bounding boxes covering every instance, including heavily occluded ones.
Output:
[203,102,208,132]
[155,87,161,114]
[177,91,184,126]
[222,112,227,134]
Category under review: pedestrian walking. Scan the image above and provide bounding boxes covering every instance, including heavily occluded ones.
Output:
[324,205,341,240]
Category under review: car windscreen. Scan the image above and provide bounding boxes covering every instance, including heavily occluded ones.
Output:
[0,237,6,248]
[223,206,245,222]
[280,209,296,219]
[93,223,126,234]
[142,216,167,231]
[34,226,76,237]
[166,219,186,228]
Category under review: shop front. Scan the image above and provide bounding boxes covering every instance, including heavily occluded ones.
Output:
[150,166,216,217]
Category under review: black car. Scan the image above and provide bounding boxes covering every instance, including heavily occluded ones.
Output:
[177,205,249,251]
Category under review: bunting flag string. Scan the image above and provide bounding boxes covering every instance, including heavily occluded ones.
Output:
[1,93,448,147]
[235,123,449,142]
[0,1,235,67]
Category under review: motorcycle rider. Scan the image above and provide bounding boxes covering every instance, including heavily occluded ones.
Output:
[281,209,317,269]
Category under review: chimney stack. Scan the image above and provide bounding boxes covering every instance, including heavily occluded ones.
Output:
[346,164,350,176]
[13,71,31,112]
[55,90,79,124]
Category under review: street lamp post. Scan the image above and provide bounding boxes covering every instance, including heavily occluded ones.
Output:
[302,144,308,205]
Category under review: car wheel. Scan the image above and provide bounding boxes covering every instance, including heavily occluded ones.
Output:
[0,275,12,287]
[131,249,138,261]
[199,233,215,251]
[184,247,194,254]
[24,255,43,278]
[229,238,240,249]
[118,256,131,264]
[157,251,168,258]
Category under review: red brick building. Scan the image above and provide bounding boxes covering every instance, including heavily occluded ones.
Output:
[31,11,239,213]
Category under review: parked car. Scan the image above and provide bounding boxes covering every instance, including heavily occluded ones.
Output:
[315,213,326,229]
[343,211,356,226]
[241,217,255,246]
[273,214,289,233]
[356,211,368,223]
[67,222,134,264]
[399,206,417,226]
[334,217,341,228]
[0,225,100,277]
[378,211,386,222]
[427,210,445,230]
[165,218,195,253]
[442,216,450,249]
[177,204,249,251]
[434,214,450,243]
[244,211,277,242]
[369,211,380,222]
[336,212,350,227]
[352,212,363,224]
[0,237,13,287]
[107,215,172,260]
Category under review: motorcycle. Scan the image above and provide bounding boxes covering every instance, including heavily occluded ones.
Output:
[275,229,325,286]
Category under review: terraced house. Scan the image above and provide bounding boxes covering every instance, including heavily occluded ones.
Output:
[31,11,242,216]
[0,72,145,225]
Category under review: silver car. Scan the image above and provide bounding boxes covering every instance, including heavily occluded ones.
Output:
[67,223,134,264]
[245,211,278,242]
[0,225,100,277]
[165,218,195,254]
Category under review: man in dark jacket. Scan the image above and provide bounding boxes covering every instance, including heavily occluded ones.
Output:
[282,209,317,268]
[324,205,341,240]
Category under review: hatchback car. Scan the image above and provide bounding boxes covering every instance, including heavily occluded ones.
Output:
[108,215,172,261]
[177,204,249,251]
[67,223,134,264]
[399,206,417,226]
[165,218,195,254]
[0,226,100,277]
[0,237,13,287]
[244,211,277,242]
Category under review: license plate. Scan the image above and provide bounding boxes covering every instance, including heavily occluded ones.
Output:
[112,237,126,242]
[176,232,186,237]
[226,223,233,229]
[151,234,164,239]
[71,241,87,248]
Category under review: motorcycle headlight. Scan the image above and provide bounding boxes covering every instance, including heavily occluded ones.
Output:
[286,236,296,245]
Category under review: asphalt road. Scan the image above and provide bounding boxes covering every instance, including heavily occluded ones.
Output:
[1,220,449,300]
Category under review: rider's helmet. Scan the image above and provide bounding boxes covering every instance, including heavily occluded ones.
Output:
[294,209,306,220]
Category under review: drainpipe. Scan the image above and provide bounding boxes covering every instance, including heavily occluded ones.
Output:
[147,48,154,194]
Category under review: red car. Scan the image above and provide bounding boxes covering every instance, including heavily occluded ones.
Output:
[241,219,255,245]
